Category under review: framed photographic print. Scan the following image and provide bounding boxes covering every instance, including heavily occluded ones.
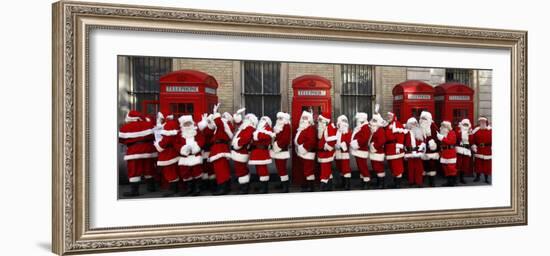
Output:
[52,1,527,255]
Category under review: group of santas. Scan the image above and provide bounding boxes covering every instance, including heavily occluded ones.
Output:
[119,102,493,197]
[118,103,292,197]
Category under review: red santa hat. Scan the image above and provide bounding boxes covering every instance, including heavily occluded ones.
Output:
[125,110,142,122]
[440,120,452,130]
[478,116,489,124]
[300,111,314,125]
[158,111,174,121]
[420,111,433,121]
[161,119,180,136]
[459,118,471,128]
[259,116,272,128]
[355,112,369,123]
[178,115,195,127]
[370,104,385,126]
[406,117,418,128]
[318,111,331,123]
[276,112,291,123]
[244,113,259,127]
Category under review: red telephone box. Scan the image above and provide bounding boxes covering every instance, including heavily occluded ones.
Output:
[291,75,332,185]
[158,70,219,121]
[392,80,435,123]
[434,82,474,126]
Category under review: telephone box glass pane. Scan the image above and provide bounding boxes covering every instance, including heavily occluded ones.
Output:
[411,108,427,120]
[301,106,322,120]
[453,109,468,126]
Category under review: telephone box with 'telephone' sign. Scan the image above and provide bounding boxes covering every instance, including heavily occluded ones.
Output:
[434,82,474,126]
[158,70,219,121]
[291,75,332,185]
[392,80,435,123]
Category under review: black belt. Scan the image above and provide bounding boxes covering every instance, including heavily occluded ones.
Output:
[386,140,397,144]
[406,146,419,151]
[213,140,228,144]
[479,143,491,147]
[459,144,471,148]
[252,145,269,150]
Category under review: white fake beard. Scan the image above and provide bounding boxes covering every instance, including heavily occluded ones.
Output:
[274,120,285,133]
[411,126,424,141]
[181,126,197,138]
[298,119,310,131]
[420,119,432,136]
[317,121,327,139]
[460,126,470,142]
[338,122,349,134]
[440,127,449,136]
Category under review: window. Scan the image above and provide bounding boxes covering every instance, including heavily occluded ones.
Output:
[129,56,172,114]
[341,64,374,125]
[242,61,281,121]
[169,103,194,118]
[445,68,472,85]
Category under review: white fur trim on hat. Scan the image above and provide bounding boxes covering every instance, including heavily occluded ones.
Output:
[355,112,369,122]
[277,112,290,121]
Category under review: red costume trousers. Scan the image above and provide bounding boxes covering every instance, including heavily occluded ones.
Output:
[211,158,231,184]
[126,158,157,182]
[160,164,179,183]
[442,163,457,177]
[233,161,249,179]
[336,159,351,177]
[255,165,270,181]
[319,162,332,183]
[178,165,202,181]
[371,160,385,177]
[301,158,315,180]
[388,158,404,177]
[407,158,424,186]
[274,159,288,180]
[475,158,492,176]
[355,157,370,179]
[457,154,473,176]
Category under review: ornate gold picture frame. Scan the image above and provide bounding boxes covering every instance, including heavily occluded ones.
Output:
[52,1,527,255]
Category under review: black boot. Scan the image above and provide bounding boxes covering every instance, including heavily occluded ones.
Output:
[238,183,250,194]
[484,174,490,184]
[259,181,269,194]
[213,181,230,196]
[162,182,179,197]
[179,181,193,196]
[343,177,351,190]
[320,182,329,191]
[443,176,457,187]
[473,173,480,182]
[362,180,370,190]
[145,178,157,192]
[123,183,140,197]
[281,181,290,193]
[301,180,314,192]
[428,176,436,187]
[191,179,201,196]
[393,177,402,189]
[459,172,467,184]
[377,177,386,189]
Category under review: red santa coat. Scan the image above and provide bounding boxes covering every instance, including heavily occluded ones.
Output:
[208,113,234,162]
[472,127,492,159]
[369,127,386,162]
[231,125,255,163]
[335,128,352,160]
[404,130,425,159]
[422,123,440,160]
[118,120,158,160]
[294,125,317,160]
[249,126,275,165]
[317,123,338,163]
[439,130,457,164]
[385,120,405,160]
[350,123,371,159]
[154,120,180,166]
[270,123,291,160]
[177,130,205,167]
[200,126,214,160]
[456,128,474,157]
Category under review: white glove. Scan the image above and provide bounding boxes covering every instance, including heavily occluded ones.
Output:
[236,107,246,115]
[436,132,444,141]
[418,143,426,153]
[395,147,401,154]
[340,142,348,152]
[350,140,359,150]
[472,145,478,153]
[297,144,308,155]
[180,145,191,156]
[190,142,201,154]
[213,103,220,114]
[369,142,376,152]
[428,139,437,151]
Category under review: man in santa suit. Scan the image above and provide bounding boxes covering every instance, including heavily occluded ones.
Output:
[294,111,317,192]
[472,116,492,183]
[384,111,406,188]
[404,117,426,188]
[317,112,338,191]
[177,115,205,196]
[153,111,181,197]
[197,113,217,192]
[350,112,372,189]
[118,110,158,197]
[419,111,439,187]
[208,103,234,195]
[368,105,387,189]
[437,120,458,187]
[231,113,257,194]
[455,119,474,184]
[270,112,292,193]
[250,116,276,193]
[335,115,352,190]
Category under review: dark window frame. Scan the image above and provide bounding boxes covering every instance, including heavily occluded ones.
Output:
[340,64,375,125]
[242,61,282,120]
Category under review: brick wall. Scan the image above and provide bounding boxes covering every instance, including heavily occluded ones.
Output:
[287,63,338,114]
[476,70,493,121]
[375,66,407,116]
